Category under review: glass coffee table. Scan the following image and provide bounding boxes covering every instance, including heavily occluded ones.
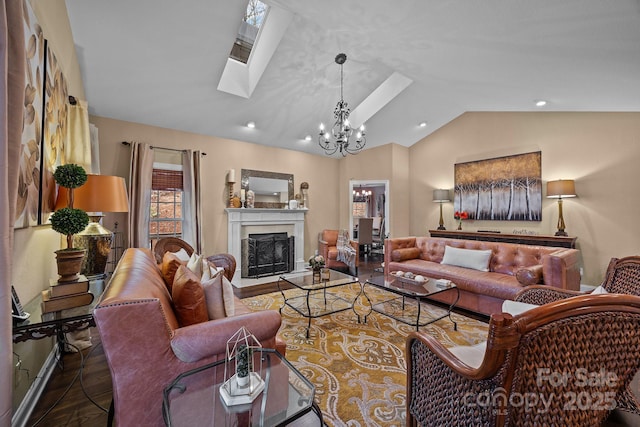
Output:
[361,275,460,331]
[278,269,358,338]
[162,348,322,426]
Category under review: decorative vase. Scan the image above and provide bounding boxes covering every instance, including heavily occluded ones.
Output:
[312,267,321,282]
[235,345,251,388]
[55,248,86,282]
[457,221,462,230]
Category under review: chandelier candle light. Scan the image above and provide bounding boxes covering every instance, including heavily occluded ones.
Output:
[318,53,366,156]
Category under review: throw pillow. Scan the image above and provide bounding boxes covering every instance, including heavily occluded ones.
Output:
[201,268,226,319]
[515,265,543,286]
[172,265,208,326]
[172,248,191,262]
[221,276,235,316]
[186,252,204,277]
[161,252,185,292]
[591,285,609,294]
[441,246,492,272]
[390,247,421,262]
[502,299,540,316]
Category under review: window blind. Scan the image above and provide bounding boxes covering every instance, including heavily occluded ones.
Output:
[152,169,183,191]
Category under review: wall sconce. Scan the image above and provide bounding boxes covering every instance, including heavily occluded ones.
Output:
[432,189,451,230]
[55,175,129,278]
[546,179,576,236]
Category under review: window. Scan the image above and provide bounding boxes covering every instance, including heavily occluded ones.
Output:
[229,0,269,64]
[149,167,183,248]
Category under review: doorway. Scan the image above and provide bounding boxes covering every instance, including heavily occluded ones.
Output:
[349,180,389,253]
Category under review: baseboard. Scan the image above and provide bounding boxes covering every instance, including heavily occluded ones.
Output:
[12,347,58,427]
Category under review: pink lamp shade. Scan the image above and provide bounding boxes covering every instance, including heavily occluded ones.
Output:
[55,175,129,212]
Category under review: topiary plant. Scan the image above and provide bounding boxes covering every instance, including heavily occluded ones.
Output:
[51,164,90,249]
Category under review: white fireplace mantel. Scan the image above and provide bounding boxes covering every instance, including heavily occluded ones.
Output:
[225,208,308,286]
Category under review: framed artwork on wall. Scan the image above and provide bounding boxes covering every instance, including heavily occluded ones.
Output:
[39,39,69,224]
[16,0,45,229]
[454,151,542,221]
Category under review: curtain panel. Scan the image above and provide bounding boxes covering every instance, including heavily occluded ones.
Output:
[127,142,153,248]
[1,0,26,424]
[181,150,202,253]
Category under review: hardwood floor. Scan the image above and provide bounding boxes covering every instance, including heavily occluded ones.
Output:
[25,254,385,426]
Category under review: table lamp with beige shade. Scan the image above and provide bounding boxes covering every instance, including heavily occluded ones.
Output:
[546,179,576,236]
[432,189,451,230]
[55,175,129,278]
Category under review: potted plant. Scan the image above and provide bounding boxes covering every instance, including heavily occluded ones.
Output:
[50,164,90,282]
[235,344,252,388]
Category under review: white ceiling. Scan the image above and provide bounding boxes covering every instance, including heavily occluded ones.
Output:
[65,0,640,156]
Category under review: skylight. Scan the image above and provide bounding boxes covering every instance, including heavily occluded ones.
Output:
[229,0,269,64]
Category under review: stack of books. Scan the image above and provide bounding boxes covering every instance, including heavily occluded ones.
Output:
[41,275,94,313]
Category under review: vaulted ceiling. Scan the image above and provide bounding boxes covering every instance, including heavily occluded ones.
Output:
[65,0,640,156]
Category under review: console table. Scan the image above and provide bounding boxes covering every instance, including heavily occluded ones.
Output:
[12,279,105,344]
[428,230,577,249]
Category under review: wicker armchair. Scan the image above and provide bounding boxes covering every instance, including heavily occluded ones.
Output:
[153,237,236,281]
[406,293,640,426]
[515,256,640,305]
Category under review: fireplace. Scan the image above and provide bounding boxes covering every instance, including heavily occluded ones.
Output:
[241,233,295,278]
[225,207,307,285]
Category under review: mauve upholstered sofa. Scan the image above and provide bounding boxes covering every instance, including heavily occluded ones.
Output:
[94,248,286,426]
[384,236,581,316]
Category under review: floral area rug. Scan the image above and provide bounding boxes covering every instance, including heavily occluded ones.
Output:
[243,282,489,427]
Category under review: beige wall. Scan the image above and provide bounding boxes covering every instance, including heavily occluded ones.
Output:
[91,116,341,259]
[339,143,410,238]
[409,112,640,285]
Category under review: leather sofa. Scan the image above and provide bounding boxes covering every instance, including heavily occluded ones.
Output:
[384,236,580,316]
[94,248,286,426]
[318,229,359,271]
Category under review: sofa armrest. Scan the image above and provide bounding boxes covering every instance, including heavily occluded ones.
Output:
[171,310,282,363]
[542,248,581,291]
[384,237,418,276]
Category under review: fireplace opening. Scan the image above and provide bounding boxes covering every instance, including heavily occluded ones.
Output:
[241,232,295,278]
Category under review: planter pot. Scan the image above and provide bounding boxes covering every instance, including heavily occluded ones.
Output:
[236,373,250,388]
[55,248,86,282]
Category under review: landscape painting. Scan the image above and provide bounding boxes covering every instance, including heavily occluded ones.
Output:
[454,151,542,221]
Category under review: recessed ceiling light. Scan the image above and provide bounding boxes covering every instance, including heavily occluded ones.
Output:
[304,135,312,142]
[419,121,427,127]
[535,100,547,107]
[246,121,256,128]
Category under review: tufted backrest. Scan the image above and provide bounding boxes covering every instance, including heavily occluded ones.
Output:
[415,237,559,276]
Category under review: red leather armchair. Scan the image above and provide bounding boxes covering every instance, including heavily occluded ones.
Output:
[318,229,359,272]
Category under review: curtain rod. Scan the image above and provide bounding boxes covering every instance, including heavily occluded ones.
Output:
[121,141,206,156]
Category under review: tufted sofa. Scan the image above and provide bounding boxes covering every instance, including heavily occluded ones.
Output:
[94,248,286,426]
[384,237,580,316]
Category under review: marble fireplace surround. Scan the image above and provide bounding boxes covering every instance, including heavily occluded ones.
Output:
[225,208,307,287]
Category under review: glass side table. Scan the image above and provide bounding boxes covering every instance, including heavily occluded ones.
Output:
[163,348,323,426]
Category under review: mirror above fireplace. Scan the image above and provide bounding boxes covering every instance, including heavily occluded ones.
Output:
[241,169,294,208]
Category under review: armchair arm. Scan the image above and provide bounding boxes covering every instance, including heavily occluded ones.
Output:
[513,285,586,305]
[318,238,330,259]
[171,311,282,363]
[406,330,512,426]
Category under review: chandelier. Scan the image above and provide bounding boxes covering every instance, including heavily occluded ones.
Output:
[318,53,366,156]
